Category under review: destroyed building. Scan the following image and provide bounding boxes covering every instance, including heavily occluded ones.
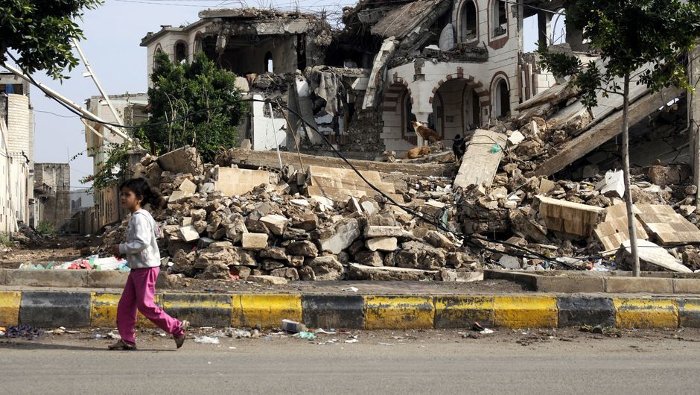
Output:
[139,2,579,158]
[33,163,71,232]
[84,2,699,284]
[82,93,148,233]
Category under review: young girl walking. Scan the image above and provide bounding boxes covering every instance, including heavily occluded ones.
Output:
[108,178,189,350]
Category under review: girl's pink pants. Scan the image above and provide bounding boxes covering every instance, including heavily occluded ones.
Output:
[117,267,184,345]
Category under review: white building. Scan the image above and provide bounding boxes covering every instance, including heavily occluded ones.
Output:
[0,72,34,233]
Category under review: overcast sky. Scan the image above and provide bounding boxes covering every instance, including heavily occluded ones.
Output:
[27,0,546,190]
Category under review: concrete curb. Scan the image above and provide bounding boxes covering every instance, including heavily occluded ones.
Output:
[484,270,700,294]
[1,290,699,330]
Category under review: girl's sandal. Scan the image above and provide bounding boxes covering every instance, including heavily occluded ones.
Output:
[108,339,137,351]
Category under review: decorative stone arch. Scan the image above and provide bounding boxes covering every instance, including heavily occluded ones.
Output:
[454,0,479,44]
[428,69,489,107]
[428,68,490,135]
[490,72,511,119]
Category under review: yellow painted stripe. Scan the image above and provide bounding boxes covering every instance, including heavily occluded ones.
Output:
[434,296,494,327]
[364,296,435,330]
[90,292,158,328]
[232,294,302,329]
[614,298,678,329]
[0,291,21,326]
[494,295,558,328]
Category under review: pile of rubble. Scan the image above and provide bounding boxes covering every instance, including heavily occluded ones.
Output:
[100,81,700,281]
[101,146,477,283]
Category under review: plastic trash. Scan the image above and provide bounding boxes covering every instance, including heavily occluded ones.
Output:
[490,144,502,154]
[295,331,317,340]
[194,336,220,344]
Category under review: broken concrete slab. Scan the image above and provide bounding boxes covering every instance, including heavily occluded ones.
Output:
[532,86,681,177]
[537,195,606,237]
[306,165,400,203]
[636,204,700,245]
[179,225,200,242]
[348,263,438,281]
[178,178,197,195]
[157,146,203,175]
[320,218,361,254]
[596,169,624,198]
[168,189,194,203]
[223,148,454,177]
[260,214,288,236]
[594,203,649,251]
[453,129,507,189]
[618,239,692,273]
[214,167,271,197]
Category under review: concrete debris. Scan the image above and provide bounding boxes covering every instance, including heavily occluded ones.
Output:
[100,99,700,283]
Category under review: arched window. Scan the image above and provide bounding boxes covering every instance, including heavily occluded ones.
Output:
[174,41,187,63]
[153,45,164,69]
[264,52,274,73]
[491,0,508,37]
[492,77,511,119]
[460,1,478,42]
[402,91,416,139]
[194,33,203,54]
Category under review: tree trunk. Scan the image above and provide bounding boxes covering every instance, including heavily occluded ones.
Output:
[621,72,640,276]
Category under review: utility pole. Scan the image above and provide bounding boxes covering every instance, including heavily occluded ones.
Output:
[71,38,125,127]
[1,62,132,142]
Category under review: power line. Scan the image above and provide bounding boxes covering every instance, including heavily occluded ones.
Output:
[33,109,79,119]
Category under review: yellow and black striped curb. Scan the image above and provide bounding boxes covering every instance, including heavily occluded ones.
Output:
[2,291,699,329]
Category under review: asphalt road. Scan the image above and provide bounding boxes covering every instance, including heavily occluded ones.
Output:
[2,329,700,394]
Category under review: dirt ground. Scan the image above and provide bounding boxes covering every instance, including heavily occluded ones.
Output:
[0,235,100,269]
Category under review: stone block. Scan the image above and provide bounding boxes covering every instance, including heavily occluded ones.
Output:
[242,233,268,250]
[606,277,674,294]
[673,279,700,294]
[366,237,398,252]
[535,276,606,293]
[364,225,404,238]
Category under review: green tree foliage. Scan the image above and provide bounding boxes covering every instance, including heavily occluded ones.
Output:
[538,0,700,276]
[138,52,246,162]
[0,0,102,79]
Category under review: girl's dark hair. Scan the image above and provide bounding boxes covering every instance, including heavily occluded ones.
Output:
[119,178,166,209]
